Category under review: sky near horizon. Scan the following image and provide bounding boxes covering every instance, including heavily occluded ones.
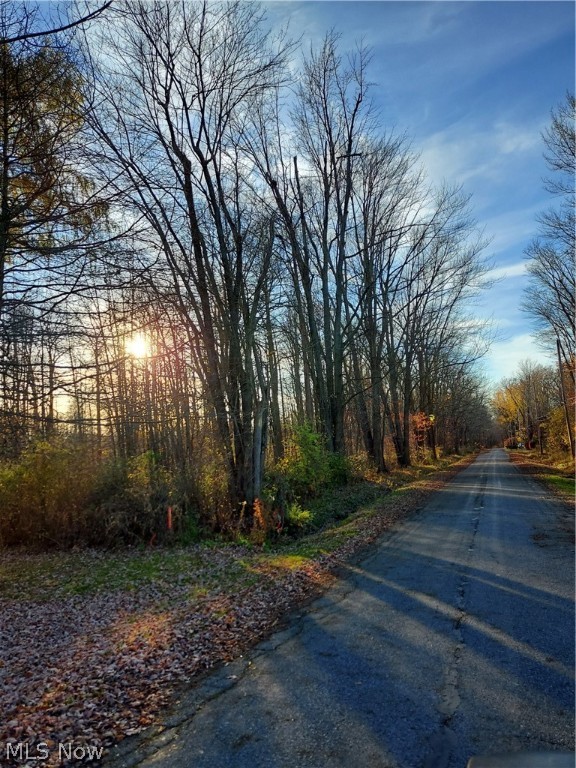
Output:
[265,0,575,386]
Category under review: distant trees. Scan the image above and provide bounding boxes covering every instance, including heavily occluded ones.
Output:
[493,362,557,447]
[493,360,573,456]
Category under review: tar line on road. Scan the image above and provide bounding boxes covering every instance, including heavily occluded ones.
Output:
[105,449,575,768]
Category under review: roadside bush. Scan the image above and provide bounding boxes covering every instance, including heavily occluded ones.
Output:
[546,406,575,457]
[0,439,95,547]
[327,450,352,485]
[191,440,234,534]
[0,439,188,548]
[88,451,176,546]
[284,500,313,533]
[275,423,350,498]
[257,424,354,540]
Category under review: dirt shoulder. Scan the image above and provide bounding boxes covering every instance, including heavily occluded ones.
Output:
[0,453,477,767]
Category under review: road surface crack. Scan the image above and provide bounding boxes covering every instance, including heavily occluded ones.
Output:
[426,500,482,768]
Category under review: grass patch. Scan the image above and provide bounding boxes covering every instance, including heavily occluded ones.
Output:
[540,474,575,497]
[292,480,387,531]
[0,549,231,602]
[261,554,312,571]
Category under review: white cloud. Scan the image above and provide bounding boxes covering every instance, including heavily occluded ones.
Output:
[420,129,495,187]
[495,122,541,155]
[484,333,553,385]
[420,115,544,190]
[485,262,527,282]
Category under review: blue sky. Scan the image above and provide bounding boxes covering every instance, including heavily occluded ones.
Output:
[266,0,575,386]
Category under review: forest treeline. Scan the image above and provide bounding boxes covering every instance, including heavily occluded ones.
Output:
[493,360,575,456]
[0,2,571,547]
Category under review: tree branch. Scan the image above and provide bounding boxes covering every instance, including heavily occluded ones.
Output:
[1,1,113,43]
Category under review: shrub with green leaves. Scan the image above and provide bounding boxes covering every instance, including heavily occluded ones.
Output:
[273,423,351,501]
[284,501,313,533]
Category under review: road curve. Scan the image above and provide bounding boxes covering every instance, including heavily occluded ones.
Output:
[106,449,575,768]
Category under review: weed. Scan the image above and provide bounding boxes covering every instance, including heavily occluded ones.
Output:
[284,501,313,533]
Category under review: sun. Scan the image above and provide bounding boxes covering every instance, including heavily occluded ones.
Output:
[125,333,150,359]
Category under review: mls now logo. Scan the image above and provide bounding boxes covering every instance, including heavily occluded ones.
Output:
[5,742,104,762]
[5,743,50,762]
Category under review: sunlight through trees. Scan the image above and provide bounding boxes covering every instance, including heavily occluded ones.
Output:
[0,0,526,546]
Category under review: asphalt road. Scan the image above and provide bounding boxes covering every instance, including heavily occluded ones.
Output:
[106,449,575,768]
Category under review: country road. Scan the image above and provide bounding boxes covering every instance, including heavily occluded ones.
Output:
[106,449,575,768]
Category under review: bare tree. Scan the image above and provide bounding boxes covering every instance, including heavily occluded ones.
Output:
[375,184,489,466]
[523,92,575,367]
[84,0,292,524]
[344,134,423,471]
[245,29,491,469]
[250,33,375,453]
